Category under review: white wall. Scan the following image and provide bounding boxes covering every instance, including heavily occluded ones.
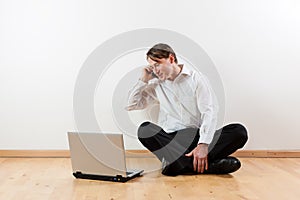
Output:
[0,0,299,150]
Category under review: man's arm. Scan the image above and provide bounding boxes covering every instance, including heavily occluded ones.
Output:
[196,75,218,145]
[186,73,219,173]
[125,66,158,111]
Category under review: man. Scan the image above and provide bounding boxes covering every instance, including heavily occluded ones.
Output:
[126,43,248,176]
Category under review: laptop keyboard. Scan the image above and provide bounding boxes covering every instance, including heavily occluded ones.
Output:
[126,171,133,175]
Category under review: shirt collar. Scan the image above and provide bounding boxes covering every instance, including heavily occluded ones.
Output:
[178,64,192,77]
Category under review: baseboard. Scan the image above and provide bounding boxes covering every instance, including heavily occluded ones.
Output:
[0,150,70,158]
[0,150,300,158]
[231,150,300,158]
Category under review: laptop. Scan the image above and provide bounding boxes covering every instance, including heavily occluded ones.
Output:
[67,132,144,182]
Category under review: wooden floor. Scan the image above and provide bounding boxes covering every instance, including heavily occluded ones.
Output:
[0,157,299,200]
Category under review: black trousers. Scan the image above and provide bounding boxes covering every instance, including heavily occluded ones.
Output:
[138,122,248,174]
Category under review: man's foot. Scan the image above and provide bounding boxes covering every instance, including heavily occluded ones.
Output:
[161,158,178,176]
[162,156,241,176]
[205,156,241,174]
[179,156,241,175]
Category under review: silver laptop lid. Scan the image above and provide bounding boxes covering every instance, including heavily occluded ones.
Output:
[67,132,127,177]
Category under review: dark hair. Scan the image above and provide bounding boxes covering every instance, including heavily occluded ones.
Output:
[146,43,178,63]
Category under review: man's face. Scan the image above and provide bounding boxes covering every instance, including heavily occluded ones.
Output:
[147,55,174,81]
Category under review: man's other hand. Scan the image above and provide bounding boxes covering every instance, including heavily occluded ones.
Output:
[185,143,209,173]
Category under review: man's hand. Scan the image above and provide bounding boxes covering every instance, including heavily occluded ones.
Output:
[140,65,155,83]
[185,143,209,173]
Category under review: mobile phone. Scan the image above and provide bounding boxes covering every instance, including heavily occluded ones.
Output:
[151,72,158,78]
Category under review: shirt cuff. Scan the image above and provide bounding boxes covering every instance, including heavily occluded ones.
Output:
[198,137,212,145]
[138,79,149,85]
[197,129,214,145]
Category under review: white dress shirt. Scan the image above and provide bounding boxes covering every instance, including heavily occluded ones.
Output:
[126,65,219,144]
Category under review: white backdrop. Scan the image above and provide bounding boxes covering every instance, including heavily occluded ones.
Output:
[0,0,299,150]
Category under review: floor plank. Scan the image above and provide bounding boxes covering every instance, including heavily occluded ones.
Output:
[0,158,299,200]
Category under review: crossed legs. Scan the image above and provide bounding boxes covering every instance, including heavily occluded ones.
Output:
[138,122,248,176]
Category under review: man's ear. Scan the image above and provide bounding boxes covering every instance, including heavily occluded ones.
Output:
[169,54,175,63]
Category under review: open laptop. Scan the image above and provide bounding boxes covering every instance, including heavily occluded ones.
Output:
[67,132,144,182]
